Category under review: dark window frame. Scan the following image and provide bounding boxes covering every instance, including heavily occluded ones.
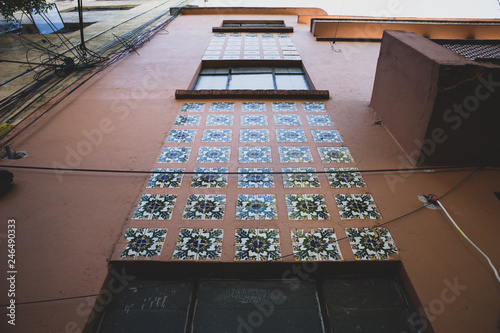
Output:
[213,20,293,33]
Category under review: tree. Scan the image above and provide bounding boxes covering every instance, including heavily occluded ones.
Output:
[0,0,53,21]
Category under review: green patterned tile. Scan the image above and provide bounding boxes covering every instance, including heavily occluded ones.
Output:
[209,102,235,112]
[236,194,278,220]
[334,194,381,220]
[180,103,205,112]
[182,194,226,220]
[345,227,398,260]
[285,194,330,220]
[122,228,167,258]
[191,167,228,188]
[279,146,313,163]
[173,228,223,260]
[282,168,320,188]
[291,229,343,261]
[132,194,177,220]
[325,168,366,188]
[235,228,281,261]
[147,168,184,188]
[237,168,275,188]
[317,147,354,163]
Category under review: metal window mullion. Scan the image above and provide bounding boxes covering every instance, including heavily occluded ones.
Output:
[226,68,232,90]
[272,67,278,90]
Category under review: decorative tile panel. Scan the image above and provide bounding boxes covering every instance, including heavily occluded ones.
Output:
[282,167,320,188]
[311,130,342,143]
[334,194,382,220]
[147,168,184,188]
[240,129,270,143]
[206,115,234,126]
[236,194,278,220]
[132,194,177,220]
[317,147,354,163]
[235,228,281,261]
[209,102,235,112]
[174,115,201,126]
[276,129,307,143]
[238,168,274,188]
[173,228,223,260]
[122,228,167,258]
[180,103,205,112]
[345,227,398,260]
[272,102,297,112]
[182,194,226,220]
[291,229,343,261]
[191,167,228,188]
[202,129,232,142]
[166,129,196,143]
[239,146,272,163]
[285,194,330,220]
[325,168,366,188]
[241,114,268,126]
[307,115,334,126]
[196,146,231,163]
[274,114,302,126]
[158,147,191,163]
[242,102,266,112]
[278,146,314,163]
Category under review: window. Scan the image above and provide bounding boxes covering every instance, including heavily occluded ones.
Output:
[222,21,285,28]
[194,66,311,90]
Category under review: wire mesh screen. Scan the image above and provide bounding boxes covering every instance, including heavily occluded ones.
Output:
[436,41,500,60]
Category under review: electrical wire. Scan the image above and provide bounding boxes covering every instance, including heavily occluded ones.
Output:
[434,197,500,283]
[0,167,483,307]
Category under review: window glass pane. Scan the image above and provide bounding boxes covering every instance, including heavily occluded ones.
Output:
[275,75,309,90]
[195,75,228,90]
[192,280,324,333]
[223,23,240,27]
[201,68,229,75]
[242,23,267,27]
[229,74,274,90]
[275,67,304,74]
[232,67,273,74]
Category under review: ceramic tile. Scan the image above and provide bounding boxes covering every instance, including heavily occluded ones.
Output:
[242,102,266,112]
[230,32,242,37]
[241,115,268,126]
[206,114,234,126]
[147,168,184,188]
[262,33,274,38]
[182,194,226,220]
[345,227,398,260]
[204,51,221,56]
[284,56,301,60]
[244,46,259,51]
[285,194,330,220]
[236,194,278,220]
[209,102,235,112]
[264,55,281,60]
[166,129,196,143]
[325,168,366,188]
[235,228,281,261]
[317,147,354,163]
[282,167,320,188]
[174,115,201,126]
[238,168,275,188]
[244,56,261,60]
[272,102,297,112]
[278,146,314,163]
[307,115,334,126]
[276,129,307,142]
[180,103,205,112]
[263,51,280,56]
[283,51,299,55]
[222,56,239,60]
[121,228,167,258]
[132,194,177,220]
[239,146,272,163]
[197,146,231,163]
[201,129,232,142]
[302,102,326,112]
[173,228,223,260]
[240,129,270,143]
[158,147,191,163]
[214,32,226,38]
[311,130,342,143]
[291,228,343,261]
[191,167,228,188]
[245,33,259,37]
[274,114,302,126]
[334,194,382,220]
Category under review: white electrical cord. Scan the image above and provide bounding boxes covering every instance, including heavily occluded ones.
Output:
[436,199,500,284]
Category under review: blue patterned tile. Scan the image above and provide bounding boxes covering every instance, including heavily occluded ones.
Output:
[278,146,314,163]
[122,228,167,258]
[240,129,270,143]
[285,194,330,220]
[197,146,231,163]
[302,102,326,112]
[334,194,381,220]
[166,129,197,143]
[241,114,268,126]
[307,115,334,126]
[318,147,354,163]
[291,229,343,261]
[202,129,232,142]
[345,227,398,260]
[132,194,177,220]
[158,147,191,163]
[282,167,320,188]
[173,228,223,260]
[174,115,201,126]
[311,130,342,143]
[235,228,281,261]
[182,194,226,220]
[147,168,184,188]
[274,114,302,126]
[236,194,278,220]
[238,168,275,188]
[272,102,297,112]
[276,129,307,143]
[206,114,234,126]
[180,103,205,112]
[239,146,272,163]
[191,167,228,188]
[209,102,235,112]
[325,167,366,188]
[242,102,266,112]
